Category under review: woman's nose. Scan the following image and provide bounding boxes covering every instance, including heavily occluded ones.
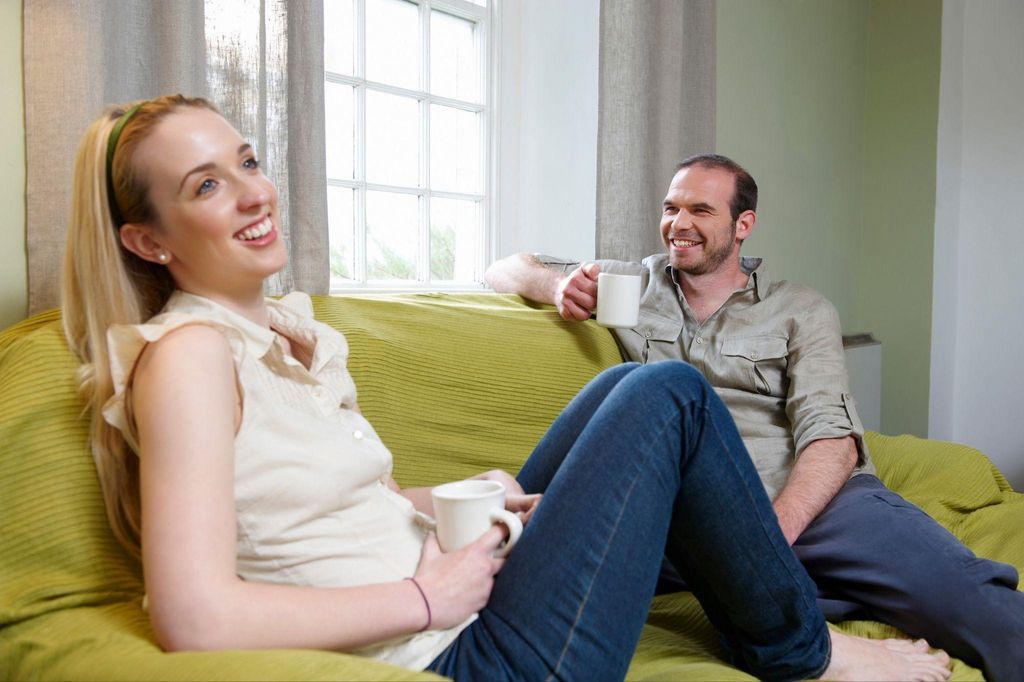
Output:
[238,176,272,211]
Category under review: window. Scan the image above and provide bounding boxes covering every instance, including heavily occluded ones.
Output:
[323,0,493,290]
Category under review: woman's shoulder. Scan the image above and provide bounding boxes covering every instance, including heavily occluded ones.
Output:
[107,311,246,374]
[102,312,243,449]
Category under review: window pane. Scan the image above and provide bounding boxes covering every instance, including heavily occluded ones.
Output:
[366,0,420,89]
[431,198,478,282]
[431,105,479,194]
[366,91,420,187]
[324,0,354,75]
[430,11,479,102]
[328,186,355,283]
[325,82,354,180]
[367,191,419,281]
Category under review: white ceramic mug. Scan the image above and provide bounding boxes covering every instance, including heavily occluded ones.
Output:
[425,480,523,557]
[596,273,641,328]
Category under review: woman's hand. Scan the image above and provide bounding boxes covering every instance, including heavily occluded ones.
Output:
[413,529,505,630]
[506,492,542,525]
[472,469,524,495]
[471,469,542,525]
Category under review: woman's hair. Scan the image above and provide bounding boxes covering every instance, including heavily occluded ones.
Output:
[61,94,217,558]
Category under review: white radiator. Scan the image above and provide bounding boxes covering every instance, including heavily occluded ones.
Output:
[842,334,882,433]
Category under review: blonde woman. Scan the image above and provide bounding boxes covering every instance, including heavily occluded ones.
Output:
[61,94,950,681]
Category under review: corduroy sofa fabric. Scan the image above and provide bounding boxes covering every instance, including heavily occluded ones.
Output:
[2,293,1018,680]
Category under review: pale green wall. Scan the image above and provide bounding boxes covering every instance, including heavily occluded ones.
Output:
[856,0,940,437]
[716,0,940,437]
[716,0,869,321]
[0,0,26,330]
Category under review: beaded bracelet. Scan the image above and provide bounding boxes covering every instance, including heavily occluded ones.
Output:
[405,577,432,631]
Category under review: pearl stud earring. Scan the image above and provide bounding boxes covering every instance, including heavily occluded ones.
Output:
[157,252,169,263]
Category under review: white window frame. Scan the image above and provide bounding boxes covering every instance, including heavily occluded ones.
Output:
[324,0,499,291]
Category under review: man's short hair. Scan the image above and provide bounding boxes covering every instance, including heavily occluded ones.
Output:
[676,154,758,221]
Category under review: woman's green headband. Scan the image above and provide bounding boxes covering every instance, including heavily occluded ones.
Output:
[105,102,144,227]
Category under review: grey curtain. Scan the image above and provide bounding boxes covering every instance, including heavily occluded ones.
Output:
[596,0,716,261]
[24,0,328,313]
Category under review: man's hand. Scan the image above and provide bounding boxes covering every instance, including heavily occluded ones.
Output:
[554,262,600,321]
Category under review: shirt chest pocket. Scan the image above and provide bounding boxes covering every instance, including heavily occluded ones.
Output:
[720,336,789,396]
[629,314,683,364]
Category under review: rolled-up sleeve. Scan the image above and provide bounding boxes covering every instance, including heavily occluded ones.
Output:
[535,254,579,272]
[785,293,868,465]
[535,255,645,278]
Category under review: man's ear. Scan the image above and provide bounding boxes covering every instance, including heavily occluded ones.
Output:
[119,223,169,264]
[735,210,756,243]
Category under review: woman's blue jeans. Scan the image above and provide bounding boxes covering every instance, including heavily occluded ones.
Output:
[426,362,830,681]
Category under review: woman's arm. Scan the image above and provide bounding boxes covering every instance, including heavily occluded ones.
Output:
[133,325,503,652]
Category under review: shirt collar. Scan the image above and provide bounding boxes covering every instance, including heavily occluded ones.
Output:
[162,291,344,375]
[662,255,771,301]
[162,290,279,360]
[741,257,771,301]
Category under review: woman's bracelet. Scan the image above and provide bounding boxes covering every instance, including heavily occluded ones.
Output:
[405,577,432,631]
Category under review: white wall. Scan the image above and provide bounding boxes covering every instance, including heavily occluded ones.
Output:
[496,0,599,260]
[931,0,1024,488]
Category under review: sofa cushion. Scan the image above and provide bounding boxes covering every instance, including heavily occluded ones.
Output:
[0,311,143,630]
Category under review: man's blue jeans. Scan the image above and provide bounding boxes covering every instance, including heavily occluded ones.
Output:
[427,362,829,681]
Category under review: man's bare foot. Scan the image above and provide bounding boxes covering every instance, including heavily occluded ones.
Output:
[820,631,951,681]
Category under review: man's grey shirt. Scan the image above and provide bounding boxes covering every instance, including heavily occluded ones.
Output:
[540,254,874,501]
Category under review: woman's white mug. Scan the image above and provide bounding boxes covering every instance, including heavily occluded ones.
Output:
[425,480,523,557]
[596,273,642,328]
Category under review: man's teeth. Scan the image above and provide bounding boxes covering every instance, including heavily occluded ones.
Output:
[672,238,700,247]
[236,217,273,241]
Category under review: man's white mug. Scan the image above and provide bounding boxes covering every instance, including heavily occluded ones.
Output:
[426,480,523,557]
[596,273,642,328]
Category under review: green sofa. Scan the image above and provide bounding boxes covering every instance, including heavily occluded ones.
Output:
[2,292,1021,680]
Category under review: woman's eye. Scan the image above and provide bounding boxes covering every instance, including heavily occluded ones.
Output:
[197,179,216,195]
[244,157,260,170]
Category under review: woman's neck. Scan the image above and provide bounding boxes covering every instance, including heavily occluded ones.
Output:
[177,285,271,328]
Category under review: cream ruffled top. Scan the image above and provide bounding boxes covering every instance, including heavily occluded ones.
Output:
[102,290,471,670]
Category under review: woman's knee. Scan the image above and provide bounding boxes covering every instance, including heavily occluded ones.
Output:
[607,362,713,415]
[633,361,709,393]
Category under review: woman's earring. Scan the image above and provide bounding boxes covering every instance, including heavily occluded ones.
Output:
[157,252,169,263]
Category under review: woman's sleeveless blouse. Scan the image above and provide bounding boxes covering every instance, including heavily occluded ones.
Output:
[102,291,469,669]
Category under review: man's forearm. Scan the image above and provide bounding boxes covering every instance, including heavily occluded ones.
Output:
[484,253,560,304]
[772,436,858,545]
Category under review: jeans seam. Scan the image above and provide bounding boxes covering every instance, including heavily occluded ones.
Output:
[546,387,680,681]
[546,463,644,682]
[701,406,829,678]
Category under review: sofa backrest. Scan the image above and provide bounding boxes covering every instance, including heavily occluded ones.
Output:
[0,293,622,630]
[313,293,623,486]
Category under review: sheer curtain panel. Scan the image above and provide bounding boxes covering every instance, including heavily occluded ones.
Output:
[23,0,328,313]
[596,0,716,261]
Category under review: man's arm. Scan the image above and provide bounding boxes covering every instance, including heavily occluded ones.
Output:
[485,253,599,322]
[772,436,858,544]
[484,253,561,303]
[774,291,867,545]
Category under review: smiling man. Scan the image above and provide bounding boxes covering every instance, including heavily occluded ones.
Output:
[485,153,1024,681]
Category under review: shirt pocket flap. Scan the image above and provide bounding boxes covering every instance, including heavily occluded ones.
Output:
[630,311,683,342]
[721,336,788,362]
